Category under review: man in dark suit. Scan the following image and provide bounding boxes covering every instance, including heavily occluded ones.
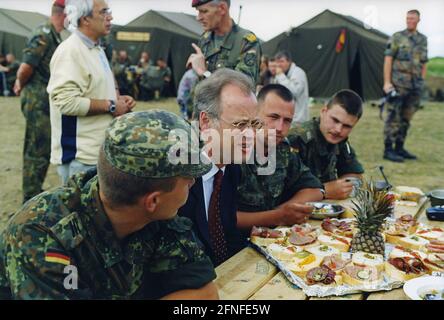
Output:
[178,68,260,266]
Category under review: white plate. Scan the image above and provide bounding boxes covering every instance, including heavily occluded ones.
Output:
[403,276,444,300]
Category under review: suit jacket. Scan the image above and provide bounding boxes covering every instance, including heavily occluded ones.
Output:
[178,164,246,266]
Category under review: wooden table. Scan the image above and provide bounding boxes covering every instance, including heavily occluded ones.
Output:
[214,198,442,300]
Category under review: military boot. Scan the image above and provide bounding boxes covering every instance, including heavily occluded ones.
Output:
[384,143,404,162]
[395,142,417,160]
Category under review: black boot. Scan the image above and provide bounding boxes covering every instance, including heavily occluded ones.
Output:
[395,141,417,160]
[384,142,404,162]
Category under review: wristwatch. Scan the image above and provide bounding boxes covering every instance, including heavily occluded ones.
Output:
[320,185,326,200]
[108,100,116,113]
[202,70,212,79]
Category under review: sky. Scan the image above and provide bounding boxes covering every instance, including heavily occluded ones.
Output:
[1,0,443,57]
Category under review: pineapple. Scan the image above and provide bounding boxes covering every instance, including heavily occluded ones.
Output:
[351,180,393,255]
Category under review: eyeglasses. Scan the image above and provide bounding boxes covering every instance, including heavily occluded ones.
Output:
[218,117,264,131]
[98,8,112,17]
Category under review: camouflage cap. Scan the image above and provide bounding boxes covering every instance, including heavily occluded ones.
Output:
[104,110,211,178]
[192,0,214,7]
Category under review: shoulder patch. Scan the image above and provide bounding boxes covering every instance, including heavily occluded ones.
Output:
[243,51,257,67]
[244,33,257,43]
[42,26,51,34]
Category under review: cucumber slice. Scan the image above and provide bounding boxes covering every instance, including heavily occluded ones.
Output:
[357,270,370,280]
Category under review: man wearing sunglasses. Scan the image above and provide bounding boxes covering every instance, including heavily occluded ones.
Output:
[48,0,136,185]
[178,69,258,266]
[236,84,324,233]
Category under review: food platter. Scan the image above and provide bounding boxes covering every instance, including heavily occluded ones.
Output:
[249,215,444,297]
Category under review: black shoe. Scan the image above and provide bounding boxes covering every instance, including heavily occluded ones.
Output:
[384,150,404,162]
[396,148,417,160]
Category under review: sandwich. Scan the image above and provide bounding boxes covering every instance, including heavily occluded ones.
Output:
[307,244,340,258]
[305,266,342,286]
[342,265,381,286]
[285,250,323,278]
[321,218,353,238]
[423,253,444,273]
[318,232,351,252]
[389,245,427,261]
[250,226,285,246]
[398,234,430,251]
[352,251,385,273]
[394,186,424,203]
[416,227,444,241]
[321,253,351,272]
[267,243,298,261]
[385,257,428,281]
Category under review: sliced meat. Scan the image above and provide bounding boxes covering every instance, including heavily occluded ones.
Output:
[322,254,351,271]
[306,266,336,285]
[388,257,427,274]
[289,232,317,246]
[251,226,283,238]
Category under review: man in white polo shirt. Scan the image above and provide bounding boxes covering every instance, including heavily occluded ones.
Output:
[47,0,136,184]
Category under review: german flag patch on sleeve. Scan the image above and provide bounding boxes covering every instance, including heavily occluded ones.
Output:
[44,249,71,266]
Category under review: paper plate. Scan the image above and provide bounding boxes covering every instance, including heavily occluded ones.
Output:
[307,202,345,220]
[403,276,444,300]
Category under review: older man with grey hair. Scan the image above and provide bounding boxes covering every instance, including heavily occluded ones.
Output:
[47,0,136,185]
[178,68,261,266]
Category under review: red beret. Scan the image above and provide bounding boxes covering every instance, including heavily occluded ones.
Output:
[192,0,213,8]
[53,0,65,8]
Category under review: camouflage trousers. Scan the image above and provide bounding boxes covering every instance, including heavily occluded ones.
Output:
[21,85,51,203]
[383,87,421,145]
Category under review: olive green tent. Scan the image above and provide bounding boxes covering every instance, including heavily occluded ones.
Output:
[0,8,48,58]
[263,9,389,100]
[111,10,203,91]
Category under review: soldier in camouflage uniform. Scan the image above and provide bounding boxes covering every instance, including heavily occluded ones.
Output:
[382,10,428,162]
[288,90,365,200]
[0,110,218,300]
[187,0,261,117]
[237,84,323,232]
[14,1,65,203]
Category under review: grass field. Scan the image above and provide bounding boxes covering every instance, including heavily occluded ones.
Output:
[427,57,444,78]
[0,96,443,229]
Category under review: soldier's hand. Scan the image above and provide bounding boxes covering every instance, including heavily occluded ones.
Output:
[276,202,313,225]
[121,95,136,110]
[383,82,394,94]
[112,97,132,117]
[324,179,354,200]
[186,43,207,76]
[13,79,22,96]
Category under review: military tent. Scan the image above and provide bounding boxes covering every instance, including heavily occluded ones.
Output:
[111,10,203,91]
[0,8,48,58]
[263,9,389,100]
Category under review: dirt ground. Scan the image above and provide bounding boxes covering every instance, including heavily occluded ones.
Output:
[0,96,443,229]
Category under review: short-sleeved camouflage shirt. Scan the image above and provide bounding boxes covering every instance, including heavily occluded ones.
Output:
[384,29,428,90]
[198,21,261,85]
[22,21,62,85]
[237,140,323,212]
[287,118,364,183]
[0,170,215,300]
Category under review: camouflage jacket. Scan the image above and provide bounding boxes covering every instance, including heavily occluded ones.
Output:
[287,118,364,183]
[385,29,428,90]
[198,20,261,85]
[237,140,323,212]
[0,170,215,300]
[22,21,62,87]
